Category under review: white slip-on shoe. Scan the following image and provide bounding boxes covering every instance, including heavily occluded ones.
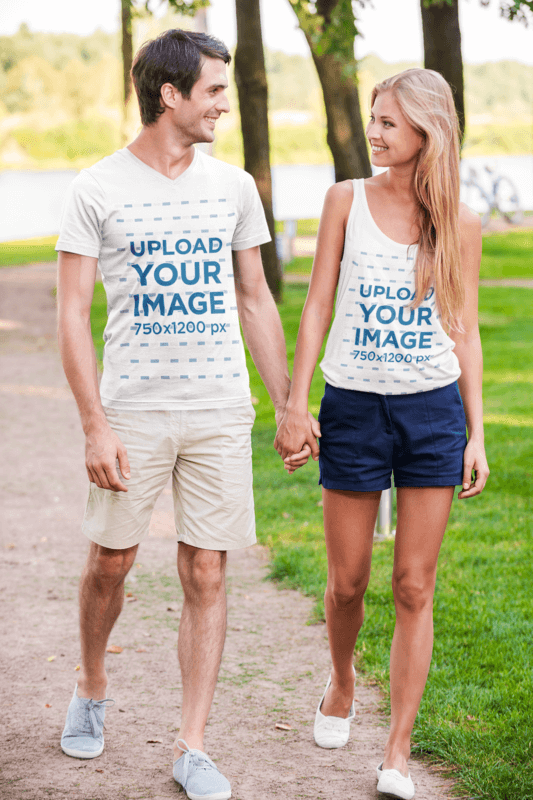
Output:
[376,762,415,799]
[313,669,356,749]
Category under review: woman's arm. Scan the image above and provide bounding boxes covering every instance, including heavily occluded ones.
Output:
[450,204,490,498]
[274,181,353,471]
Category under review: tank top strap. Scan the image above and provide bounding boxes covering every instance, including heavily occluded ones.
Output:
[344,179,366,247]
[351,178,365,199]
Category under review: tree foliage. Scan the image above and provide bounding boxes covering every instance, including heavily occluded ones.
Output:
[2,13,531,168]
[287,0,365,73]
[0,24,116,75]
[498,0,533,23]
[423,0,533,24]
[0,24,118,116]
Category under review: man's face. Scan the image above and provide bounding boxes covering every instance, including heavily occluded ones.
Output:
[169,56,230,145]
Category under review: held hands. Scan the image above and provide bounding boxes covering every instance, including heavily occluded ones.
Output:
[85,418,130,492]
[458,438,489,499]
[274,408,321,475]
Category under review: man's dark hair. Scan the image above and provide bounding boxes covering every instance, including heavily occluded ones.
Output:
[132,29,231,126]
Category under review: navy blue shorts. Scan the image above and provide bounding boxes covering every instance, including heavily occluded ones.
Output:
[318,382,467,491]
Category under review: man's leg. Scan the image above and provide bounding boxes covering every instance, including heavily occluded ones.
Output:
[77,542,139,699]
[173,542,227,758]
[61,541,138,759]
[170,406,254,798]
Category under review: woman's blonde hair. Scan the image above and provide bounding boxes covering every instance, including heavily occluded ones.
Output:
[371,68,464,330]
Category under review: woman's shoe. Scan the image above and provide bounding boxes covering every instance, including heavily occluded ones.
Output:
[376,762,415,799]
[313,670,356,749]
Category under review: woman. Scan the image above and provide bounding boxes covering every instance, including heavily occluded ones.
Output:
[274,69,489,800]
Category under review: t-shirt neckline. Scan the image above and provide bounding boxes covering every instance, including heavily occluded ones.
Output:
[121,146,199,186]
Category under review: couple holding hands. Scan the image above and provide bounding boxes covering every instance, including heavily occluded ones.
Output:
[56,27,488,800]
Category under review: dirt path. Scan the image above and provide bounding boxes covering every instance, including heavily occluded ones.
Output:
[0,263,453,800]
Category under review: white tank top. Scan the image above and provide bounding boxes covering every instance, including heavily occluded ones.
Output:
[320,179,461,395]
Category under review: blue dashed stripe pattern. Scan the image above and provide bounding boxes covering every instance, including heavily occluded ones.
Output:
[55,147,271,409]
[320,178,461,396]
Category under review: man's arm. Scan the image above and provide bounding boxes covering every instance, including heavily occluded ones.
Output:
[233,246,320,464]
[233,246,290,420]
[57,251,130,492]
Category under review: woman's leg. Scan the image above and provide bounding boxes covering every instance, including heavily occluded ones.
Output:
[320,488,381,717]
[383,486,454,776]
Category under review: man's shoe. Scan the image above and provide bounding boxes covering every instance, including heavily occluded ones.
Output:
[313,670,356,749]
[61,685,115,759]
[376,762,415,799]
[173,740,231,800]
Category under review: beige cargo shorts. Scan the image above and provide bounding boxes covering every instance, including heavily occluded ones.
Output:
[82,404,256,551]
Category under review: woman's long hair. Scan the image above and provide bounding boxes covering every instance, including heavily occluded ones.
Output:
[371,68,464,331]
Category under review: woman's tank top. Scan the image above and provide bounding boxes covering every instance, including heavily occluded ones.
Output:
[320,179,461,395]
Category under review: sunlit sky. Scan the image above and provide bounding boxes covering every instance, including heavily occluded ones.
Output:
[3,0,533,65]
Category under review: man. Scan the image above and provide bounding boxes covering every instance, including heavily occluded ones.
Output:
[56,29,313,800]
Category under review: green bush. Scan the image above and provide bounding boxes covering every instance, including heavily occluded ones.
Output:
[12,118,120,163]
[216,123,331,167]
[0,235,57,267]
[463,123,533,157]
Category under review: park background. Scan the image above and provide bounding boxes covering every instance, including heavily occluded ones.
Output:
[1,1,533,798]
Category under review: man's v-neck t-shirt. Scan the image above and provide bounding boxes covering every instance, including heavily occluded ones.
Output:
[56,148,271,410]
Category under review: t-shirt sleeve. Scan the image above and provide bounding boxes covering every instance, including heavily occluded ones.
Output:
[231,170,272,251]
[55,171,106,258]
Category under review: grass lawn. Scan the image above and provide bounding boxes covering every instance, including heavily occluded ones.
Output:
[88,277,533,799]
[249,285,533,800]
[0,235,58,266]
[284,228,533,279]
[480,230,533,280]
[0,227,530,280]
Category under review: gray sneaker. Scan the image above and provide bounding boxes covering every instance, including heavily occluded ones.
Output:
[61,685,115,759]
[173,740,231,800]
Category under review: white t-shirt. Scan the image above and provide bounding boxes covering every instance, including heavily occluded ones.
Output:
[56,148,271,410]
[320,179,461,394]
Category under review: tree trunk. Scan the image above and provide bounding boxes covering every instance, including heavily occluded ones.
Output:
[288,0,371,183]
[307,43,371,183]
[420,0,465,140]
[120,0,133,146]
[234,0,282,302]
[121,0,133,107]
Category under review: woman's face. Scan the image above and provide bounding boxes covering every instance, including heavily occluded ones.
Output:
[366,89,425,170]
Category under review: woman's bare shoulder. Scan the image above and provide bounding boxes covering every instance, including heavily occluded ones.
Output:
[322,179,354,221]
[325,179,354,202]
